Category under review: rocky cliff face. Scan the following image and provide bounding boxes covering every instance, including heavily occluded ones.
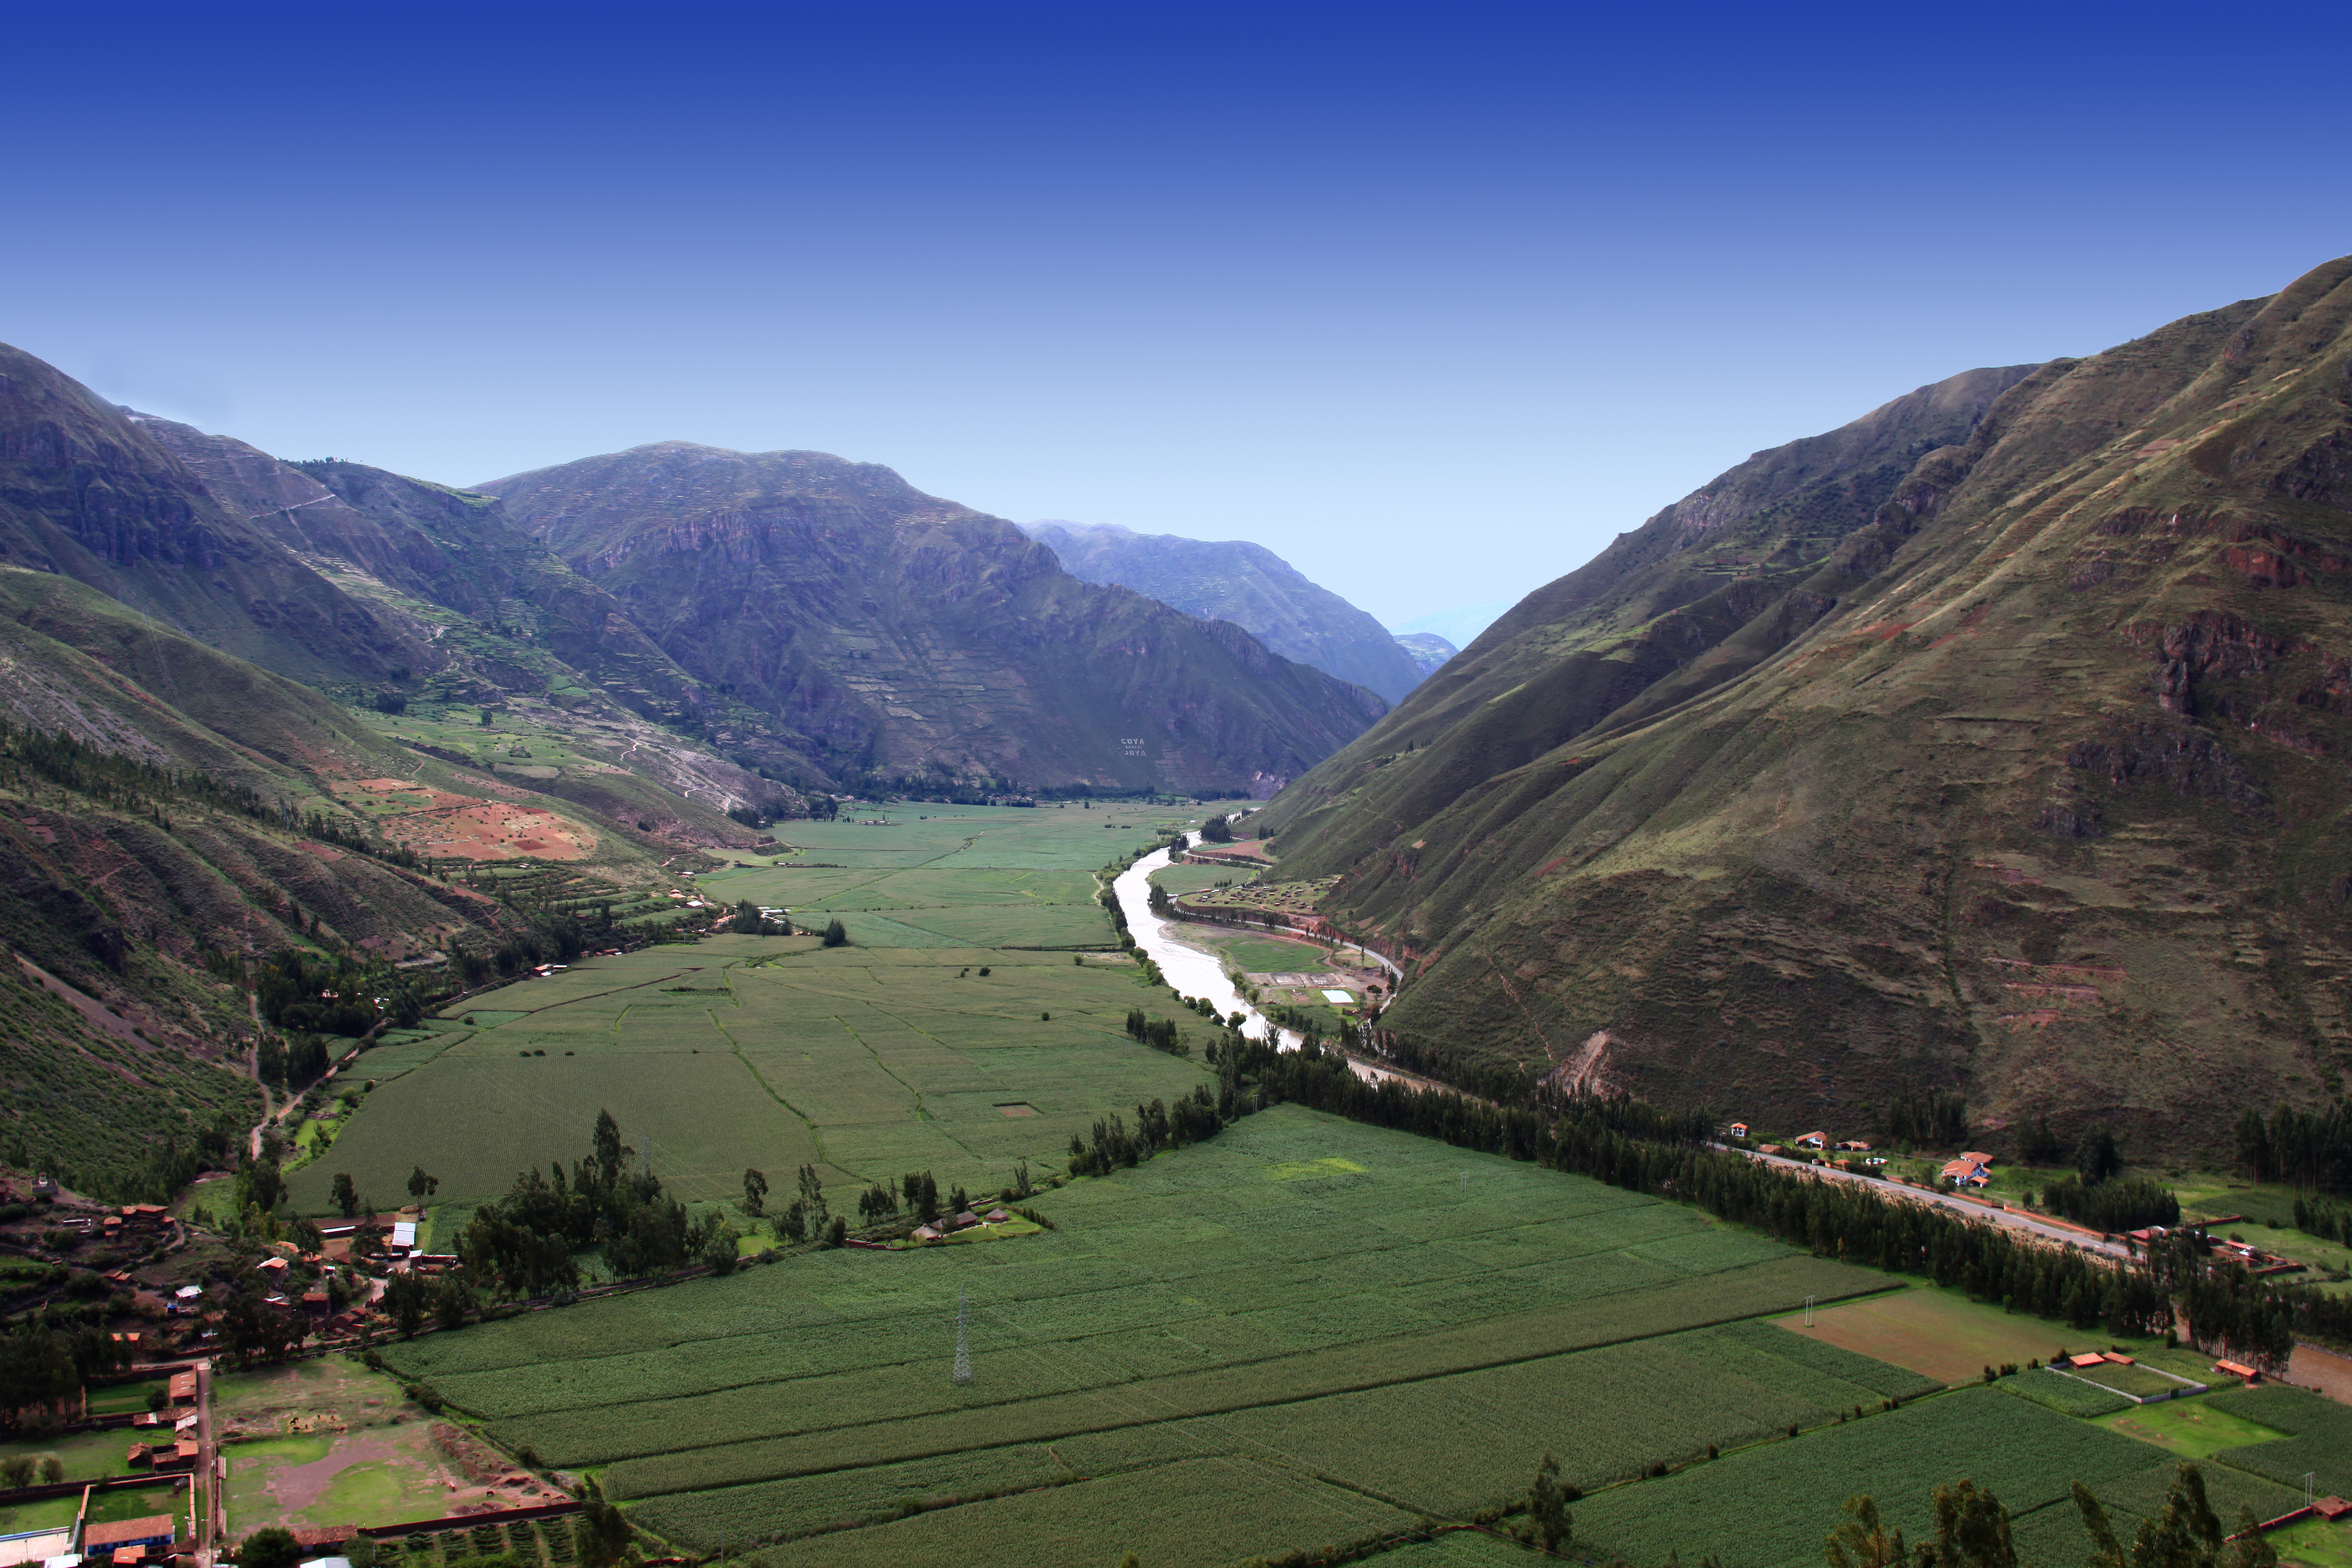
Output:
[1023,520,1427,704]
[483,444,1389,792]
[1259,258,2352,1146]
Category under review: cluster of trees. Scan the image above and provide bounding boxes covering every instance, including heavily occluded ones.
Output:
[1198,814,1235,843]
[1123,1008,1191,1057]
[820,918,849,947]
[769,1163,847,1246]
[2235,1101,2352,1195]
[1882,1091,1970,1149]
[1221,1034,2348,1366]
[2291,1195,2350,1244]
[1069,1084,1241,1176]
[256,1031,335,1086]
[449,919,587,987]
[379,1270,475,1337]
[256,949,428,1037]
[0,1316,128,1429]
[116,1109,243,1206]
[2040,1173,2180,1232]
[727,901,790,935]
[456,1110,738,1297]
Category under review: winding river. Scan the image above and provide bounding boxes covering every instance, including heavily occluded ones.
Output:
[1109,828,1400,1082]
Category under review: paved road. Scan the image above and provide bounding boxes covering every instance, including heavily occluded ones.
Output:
[1733,1145,2132,1261]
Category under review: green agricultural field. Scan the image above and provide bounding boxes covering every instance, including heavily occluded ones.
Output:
[2198,1385,2352,1499]
[1566,1388,2155,1568]
[1998,1369,2133,1418]
[288,805,1207,1215]
[2097,1399,2295,1463]
[378,1105,1900,1564]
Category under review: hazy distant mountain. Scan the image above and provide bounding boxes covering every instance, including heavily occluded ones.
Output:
[1023,520,1425,704]
[1388,602,1511,649]
[1263,256,2352,1146]
[1391,632,1457,676]
[484,446,1388,794]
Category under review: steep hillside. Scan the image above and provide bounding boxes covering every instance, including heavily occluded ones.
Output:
[1023,520,1426,703]
[484,444,1389,794]
[128,417,799,829]
[1260,259,2352,1146]
[0,346,421,683]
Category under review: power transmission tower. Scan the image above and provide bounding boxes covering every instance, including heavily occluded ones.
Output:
[953,1291,972,1385]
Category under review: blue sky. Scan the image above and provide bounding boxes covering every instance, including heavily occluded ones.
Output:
[4,2,2347,626]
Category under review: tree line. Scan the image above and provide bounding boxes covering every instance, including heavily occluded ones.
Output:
[2235,1101,2352,1194]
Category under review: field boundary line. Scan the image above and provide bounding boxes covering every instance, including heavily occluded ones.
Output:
[438,967,704,1021]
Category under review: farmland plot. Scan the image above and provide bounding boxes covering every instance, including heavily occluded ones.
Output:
[1566,1388,2154,1568]
[380,1107,1903,1556]
[290,806,1207,1214]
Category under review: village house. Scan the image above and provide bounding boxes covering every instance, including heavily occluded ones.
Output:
[1835,1140,1871,1152]
[1727,1123,1749,1140]
[1793,1132,1827,1150]
[83,1516,177,1559]
[1941,1157,1991,1188]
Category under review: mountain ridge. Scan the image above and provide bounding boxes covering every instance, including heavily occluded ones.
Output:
[1259,259,2352,1146]
[1021,519,1426,703]
[482,443,1389,794]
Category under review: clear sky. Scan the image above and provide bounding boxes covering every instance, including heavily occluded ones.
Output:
[4,1,2347,626]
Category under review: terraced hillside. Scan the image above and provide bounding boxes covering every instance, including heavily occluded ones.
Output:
[1258,256,2352,1146]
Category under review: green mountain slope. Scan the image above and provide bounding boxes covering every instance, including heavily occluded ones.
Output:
[483,443,1390,794]
[0,346,422,683]
[1259,258,2352,1146]
[1022,520,1427,702]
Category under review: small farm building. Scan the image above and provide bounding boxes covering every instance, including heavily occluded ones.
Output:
[1728,1123,1749,1139]
[1794,1132,1827,1149]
